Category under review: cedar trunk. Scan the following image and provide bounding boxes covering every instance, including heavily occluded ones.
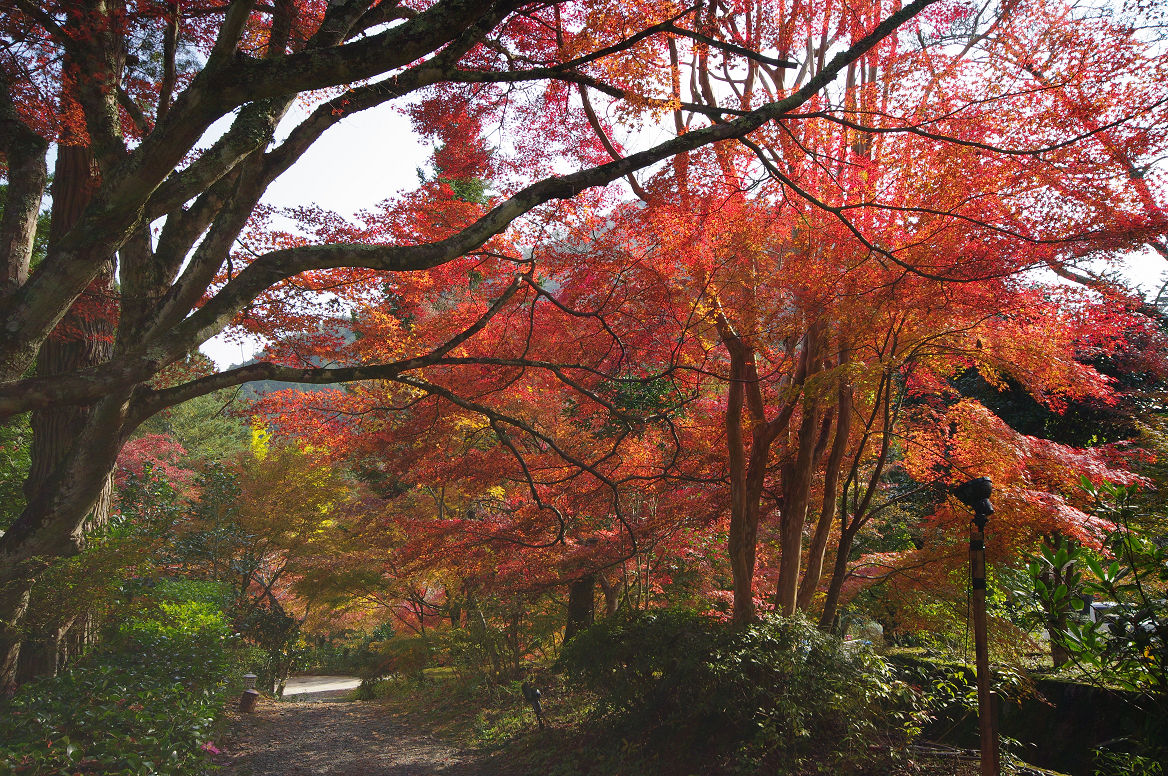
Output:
[3,144,115,689]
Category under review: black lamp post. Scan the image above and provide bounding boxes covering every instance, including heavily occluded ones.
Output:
[953,476,998,776]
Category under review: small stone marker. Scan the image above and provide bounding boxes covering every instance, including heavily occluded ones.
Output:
[240,688,260,712]
[240,674,260,712]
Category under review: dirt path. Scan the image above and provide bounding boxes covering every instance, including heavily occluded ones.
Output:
[281,675,363,697]
[217,696,493,776]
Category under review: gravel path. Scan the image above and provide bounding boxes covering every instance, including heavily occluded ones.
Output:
[218,696,491,776]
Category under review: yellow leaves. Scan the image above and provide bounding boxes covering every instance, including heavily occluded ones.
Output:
[250,418,272,460]
[452,414,492,434]
[235,444,353,550]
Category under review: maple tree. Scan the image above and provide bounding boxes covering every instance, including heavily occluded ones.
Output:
[147,427,385,692]
[254,0,1168,639]
[523,0,1168,627]
[0,0,952,688]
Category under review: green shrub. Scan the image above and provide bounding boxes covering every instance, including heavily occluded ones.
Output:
[560,609,920,775]
[0,585,242,776]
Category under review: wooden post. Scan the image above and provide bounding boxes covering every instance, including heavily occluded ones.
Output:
[970,516,999,776]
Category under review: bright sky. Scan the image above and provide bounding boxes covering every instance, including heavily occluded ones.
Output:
[200,103,429,368]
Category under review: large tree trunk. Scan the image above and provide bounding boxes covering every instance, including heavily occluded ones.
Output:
[719,317,811,625]
[564,573,595,642]
[2,136,117,689]
[13,143,116,684]
[728,491,761,625]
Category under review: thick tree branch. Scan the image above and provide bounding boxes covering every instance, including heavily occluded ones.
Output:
[146,98,293,220]
[157,0,180,123]
[0,69,48,298]
[0,0,518,378]
[170,0,945,361]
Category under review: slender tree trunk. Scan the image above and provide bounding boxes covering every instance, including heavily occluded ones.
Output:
[775,324,826,616]
[775,401,822,616]
[0,576,33,694]
[725,332,752,625]
[598,573,619,617]
[448,594,463,628]
[1040,536,1075,668]
[797,360,853,610]
[466,589,501,678]
[819,524,861,630]
[507,599,523,678]
[818,369,896,629]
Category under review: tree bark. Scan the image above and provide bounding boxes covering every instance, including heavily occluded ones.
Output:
[719,315,806,625]
[598,573,620,616]
[0,574,33,694]
[6,141,117,688]
[774,322,825,616]
[775,398,822,615]
[564,573,595,642]
[818,522,861,630]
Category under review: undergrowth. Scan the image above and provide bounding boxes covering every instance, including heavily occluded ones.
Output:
[0,581,250,776]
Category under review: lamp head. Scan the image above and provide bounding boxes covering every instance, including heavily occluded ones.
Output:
[953,476,994,519]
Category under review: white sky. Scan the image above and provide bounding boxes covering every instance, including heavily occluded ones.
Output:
[200,103,429,367]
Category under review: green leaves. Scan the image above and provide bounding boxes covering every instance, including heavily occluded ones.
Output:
[1023,536,1088,629]
[1019,484,1167,696]
[0,585,243,775]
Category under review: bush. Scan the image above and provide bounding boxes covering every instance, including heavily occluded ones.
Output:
[0,583,243,775]
[560,609,919,775]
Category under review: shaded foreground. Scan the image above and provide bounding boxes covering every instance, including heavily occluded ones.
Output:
[213,681,1021,776]
[216,696,987,776]
[218,697,493,776]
